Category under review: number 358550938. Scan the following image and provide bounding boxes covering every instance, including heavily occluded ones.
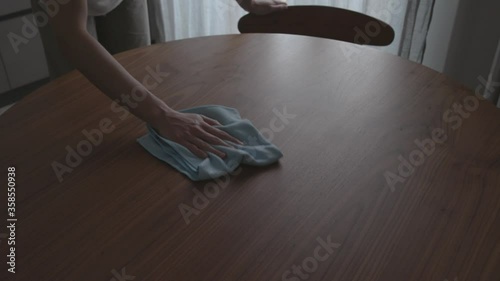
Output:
[7,167,16,213]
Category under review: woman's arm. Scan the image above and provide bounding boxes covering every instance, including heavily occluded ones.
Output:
[45,0,242,159]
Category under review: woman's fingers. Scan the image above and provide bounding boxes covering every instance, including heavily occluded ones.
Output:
[202,123,244,145]
[269,4,287,11]
[202,116,221,126]
[200,115,243,145]
[252,0,288,15]
[271,0,288,8]
[197,130,231,147]
[182,141,208,159]
[190,138,226,158]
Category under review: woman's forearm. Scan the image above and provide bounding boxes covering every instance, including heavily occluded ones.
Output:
[54,28,172,127]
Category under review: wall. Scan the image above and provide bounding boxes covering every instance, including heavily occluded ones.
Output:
[422,0,460,72]
[443,0,500,89]
[424,0,500,90]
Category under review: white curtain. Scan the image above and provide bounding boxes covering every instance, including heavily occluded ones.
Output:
[148,0,245,43]
[148,0,435,63]
[484,40,500,107]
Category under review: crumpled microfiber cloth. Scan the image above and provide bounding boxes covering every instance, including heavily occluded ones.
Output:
[137,105,283,181]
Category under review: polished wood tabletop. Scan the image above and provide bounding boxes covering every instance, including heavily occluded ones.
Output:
[1,34,500,281]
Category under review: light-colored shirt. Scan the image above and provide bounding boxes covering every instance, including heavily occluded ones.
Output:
[39,0,123,16]
[87,0,123,16]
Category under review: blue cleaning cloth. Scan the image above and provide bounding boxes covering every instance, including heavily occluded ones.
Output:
[137,105,283,181]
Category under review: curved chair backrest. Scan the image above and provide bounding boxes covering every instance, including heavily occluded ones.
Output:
[238,6,395,46]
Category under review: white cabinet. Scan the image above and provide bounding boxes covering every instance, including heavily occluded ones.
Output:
[0,57,10,94]
[0,15,49,90]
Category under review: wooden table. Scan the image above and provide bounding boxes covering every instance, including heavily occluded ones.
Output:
[1,34,500,281]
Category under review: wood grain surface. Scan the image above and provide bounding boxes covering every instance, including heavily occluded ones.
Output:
[0,34,499,281]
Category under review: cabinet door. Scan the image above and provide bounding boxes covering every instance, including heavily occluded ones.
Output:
[0,15,49,89]
[0,0,31,16]
[0,57,10,94]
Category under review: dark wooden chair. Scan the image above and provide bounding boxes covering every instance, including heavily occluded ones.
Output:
[238,5,395,46]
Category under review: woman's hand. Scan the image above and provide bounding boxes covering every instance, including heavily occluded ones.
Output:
[237,0,288,15]
[155,110,243,159]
